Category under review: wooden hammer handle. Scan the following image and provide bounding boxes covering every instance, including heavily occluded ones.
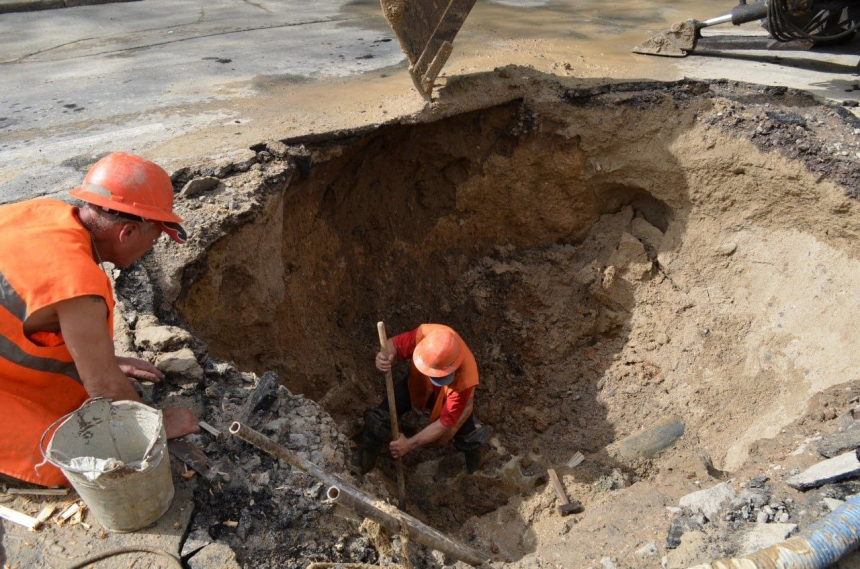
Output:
[548,468,570,505]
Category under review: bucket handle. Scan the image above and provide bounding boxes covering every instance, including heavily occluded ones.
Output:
[37,397,125,474]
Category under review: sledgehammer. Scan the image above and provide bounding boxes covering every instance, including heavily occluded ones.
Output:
[548,468,584,516]
[378,321,407,510]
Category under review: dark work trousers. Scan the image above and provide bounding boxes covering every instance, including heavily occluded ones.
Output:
[377,373,477,450]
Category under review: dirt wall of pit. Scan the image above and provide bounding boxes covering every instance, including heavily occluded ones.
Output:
[163,77,860,537]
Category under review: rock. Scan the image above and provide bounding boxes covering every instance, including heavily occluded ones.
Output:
[666,516,703,549]
[636,542,659,557]
[739,523,797,556]
[756,511,770,523]
[599,557,618,569]
[155,348,204,382]
[679,482,736,521]
[824,497,845,511]
[265,140,289,158]
[717,241,737,256]
[749,475,768,488]
[243,371,280,426]
[631,218,664,252]
[181,528,212,558]
[786,451,860,490]
[135,325,193,352]
[187,543,241,569]
[816,423,860,458]
[180,176,220,198]
[610,233,652,281]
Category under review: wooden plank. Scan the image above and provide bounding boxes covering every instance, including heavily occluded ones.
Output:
[0,504,40,530]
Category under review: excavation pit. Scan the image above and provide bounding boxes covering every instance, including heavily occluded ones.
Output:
[160,74,860,567]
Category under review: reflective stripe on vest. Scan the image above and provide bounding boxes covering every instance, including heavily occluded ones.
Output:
[0,269,82,384]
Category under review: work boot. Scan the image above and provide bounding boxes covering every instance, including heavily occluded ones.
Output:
[353,408,390,474]
[464,448,483,474]
[354,433,384,475]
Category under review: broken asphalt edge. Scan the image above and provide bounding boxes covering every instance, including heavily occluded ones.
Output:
[0,0,138,15]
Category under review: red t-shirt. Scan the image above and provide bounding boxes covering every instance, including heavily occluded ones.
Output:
[392,328,475,429]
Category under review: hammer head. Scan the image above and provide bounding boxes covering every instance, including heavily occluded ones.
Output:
[557,502,584,516]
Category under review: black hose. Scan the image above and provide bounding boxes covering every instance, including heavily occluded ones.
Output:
[64,546,182,569]
[767,0,860,43]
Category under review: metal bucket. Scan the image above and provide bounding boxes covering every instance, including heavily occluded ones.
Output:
[41,398,174,532]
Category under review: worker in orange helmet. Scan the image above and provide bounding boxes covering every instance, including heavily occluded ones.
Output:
[356,324,490,475]
[0,152,199,488]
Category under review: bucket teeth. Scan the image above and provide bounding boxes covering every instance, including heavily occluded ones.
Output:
[632,20,697,57]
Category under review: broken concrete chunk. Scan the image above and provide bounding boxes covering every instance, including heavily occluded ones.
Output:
[135,324,193,352]
[265,140,289,158]
[785,451,860,490]
[679,482,736,521]
[242,371,279,426]
[816,422,860,458]
[187,543,241,569]
[739,523,797,556]
[824,497,845,511]
[180,176,220,198]
[181,528,213,559]
[156,348,204,382]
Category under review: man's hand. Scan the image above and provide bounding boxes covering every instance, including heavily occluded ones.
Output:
[163,407,200,439]
[376,350,395,373]
[389,434,415,459]
[117,356,164,383]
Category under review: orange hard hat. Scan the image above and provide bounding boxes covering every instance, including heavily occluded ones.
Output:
[413,329,464,379]
[69,152,182,224]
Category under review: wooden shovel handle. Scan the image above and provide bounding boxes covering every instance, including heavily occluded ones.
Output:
[377,321,406,509]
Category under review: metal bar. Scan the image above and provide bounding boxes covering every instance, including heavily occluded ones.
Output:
[326,485,488,566]
[229,422,489,567]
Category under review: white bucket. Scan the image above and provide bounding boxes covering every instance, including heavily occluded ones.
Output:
[41,398,174,532]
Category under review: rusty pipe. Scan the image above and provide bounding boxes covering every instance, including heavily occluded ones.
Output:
[229,422,489,566]
[326,485,487,567]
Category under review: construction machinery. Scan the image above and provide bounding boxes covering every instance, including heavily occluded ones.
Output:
[379,0,477,98]
[378,1,859,96]
[633,0,860,57]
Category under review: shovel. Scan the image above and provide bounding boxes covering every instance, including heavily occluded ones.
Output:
[377,321,407,510]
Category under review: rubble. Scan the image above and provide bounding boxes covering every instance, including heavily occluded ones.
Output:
[786,451,860,490]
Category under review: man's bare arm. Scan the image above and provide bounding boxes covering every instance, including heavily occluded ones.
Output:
[389,419,452,458]
[55,296,142,401]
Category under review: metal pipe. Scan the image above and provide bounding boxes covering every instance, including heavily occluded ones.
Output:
[688,493,860,569]
[326,485,487,567]
[701,13,733,27]
[229,422,489,567]
[229,421,344,489]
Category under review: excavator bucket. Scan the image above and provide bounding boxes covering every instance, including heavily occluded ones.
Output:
[380,0,478,98]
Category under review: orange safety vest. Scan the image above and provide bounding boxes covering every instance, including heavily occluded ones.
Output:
[407,324,479,444]
[0,199,114,486]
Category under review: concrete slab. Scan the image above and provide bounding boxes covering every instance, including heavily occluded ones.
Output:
[786,451,860,490]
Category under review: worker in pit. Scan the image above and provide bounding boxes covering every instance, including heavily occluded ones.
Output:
[355,324,490,475]
[0,152,200,488]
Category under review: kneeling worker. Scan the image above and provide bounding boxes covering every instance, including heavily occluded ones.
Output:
[0,152,200,488]
[357,323,489,474]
